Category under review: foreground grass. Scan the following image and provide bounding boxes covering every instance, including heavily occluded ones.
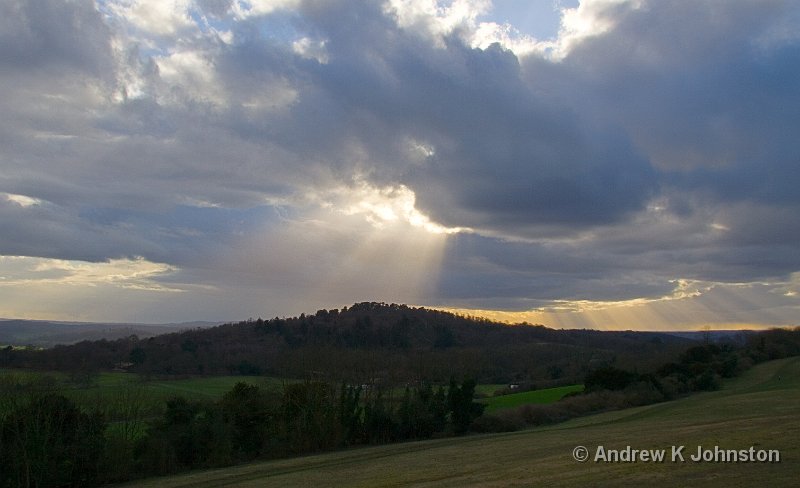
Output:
[480,384,584,412]
[120,357,800,487]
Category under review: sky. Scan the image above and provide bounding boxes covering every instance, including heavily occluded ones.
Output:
[1,0,798,330]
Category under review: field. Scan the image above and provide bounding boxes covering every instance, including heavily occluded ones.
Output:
[0,370,284,418]
[1,369,283,394]
[120,356,800,487]
[479,384,584,412]
[1,370,569,419]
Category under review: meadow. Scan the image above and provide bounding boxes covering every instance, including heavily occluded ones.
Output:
[479,384,585,412]
[1,369,573,422]
[0,370,282,426]
[119,356,800,487]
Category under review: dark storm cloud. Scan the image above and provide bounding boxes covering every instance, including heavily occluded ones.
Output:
[549,0,800,210]
[434,231,678,308]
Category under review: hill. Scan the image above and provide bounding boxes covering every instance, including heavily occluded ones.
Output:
[120,356,800,487]
[0,302,696,384]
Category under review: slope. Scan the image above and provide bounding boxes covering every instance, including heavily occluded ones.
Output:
[120,356,800,487]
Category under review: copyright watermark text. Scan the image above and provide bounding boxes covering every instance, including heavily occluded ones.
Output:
[573,445,780,463]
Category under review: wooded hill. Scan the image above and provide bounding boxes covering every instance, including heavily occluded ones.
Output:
[1,302,702,385]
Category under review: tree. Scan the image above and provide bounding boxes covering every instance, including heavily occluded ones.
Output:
[129,347,146,366]
[447,378,484,434]
[397,383,449,440]
[135,396,233,475]
[0,394,106,488]
[220,382,275,458]
[434,325,455,349]
[281,382,337,452]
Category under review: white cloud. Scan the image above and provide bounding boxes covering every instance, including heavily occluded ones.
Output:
[155,48,227,105]
[383,0,553,56]
[470,20,551,56]
[3,193,43,208]
[107,0,196,38]
[384,0,491,45]
[552,0,642,59]
[0,255,181,292]
[230,0,299,19]
[292,37,329,64]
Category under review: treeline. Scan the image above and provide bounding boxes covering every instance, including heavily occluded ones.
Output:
[0,377,484,486]
[473,327,800,433]
[0,302,695,385]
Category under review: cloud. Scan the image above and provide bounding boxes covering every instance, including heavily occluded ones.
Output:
[551,0,800,203]
[107,0,195,38]
[0,0,798,326]
[0,0,113,75]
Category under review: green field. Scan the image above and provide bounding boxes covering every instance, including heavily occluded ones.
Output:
[120,356,800,487]
[479,384,584,412]
[473,383,506,396]
[0,370,285,418]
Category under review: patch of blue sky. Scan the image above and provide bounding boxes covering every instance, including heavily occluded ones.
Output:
[481,0,578,40]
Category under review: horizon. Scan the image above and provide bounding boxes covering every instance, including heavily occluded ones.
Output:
[1,302,794,334]
[1,0,799,331]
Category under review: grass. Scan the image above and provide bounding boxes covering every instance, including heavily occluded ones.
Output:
[473,384,506,397]
[1,370,291,441]
[131,375,285,398]
[0,370,286,419]
[479,384,584,412]
[119,357,800,487]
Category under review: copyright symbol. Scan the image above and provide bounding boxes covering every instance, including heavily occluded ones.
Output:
[573,445,590,462]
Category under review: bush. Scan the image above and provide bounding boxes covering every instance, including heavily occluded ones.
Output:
[469,411,523,433]
[584,367,638,392]
[692,370,721,391]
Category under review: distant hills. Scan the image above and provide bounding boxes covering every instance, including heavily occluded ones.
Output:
[663,330,755,342]
[0,319,219,347]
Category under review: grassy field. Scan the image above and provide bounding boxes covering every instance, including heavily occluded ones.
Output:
[120,356,800,487]
[473,383,506,396]
[479,384,584,412]
[0,370,285,417]
[1,370,509,411]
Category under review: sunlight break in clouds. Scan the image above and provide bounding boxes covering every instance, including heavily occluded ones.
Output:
[444,277,800,331]
[338,181,469,235]
[254,182,466,309]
